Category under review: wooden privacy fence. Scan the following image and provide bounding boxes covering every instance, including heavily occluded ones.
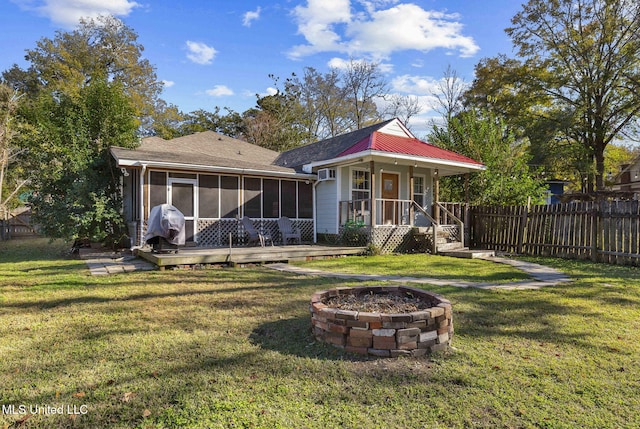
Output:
[470,201,640,266]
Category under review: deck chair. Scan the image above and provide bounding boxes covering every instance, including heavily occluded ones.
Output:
[241,216,272,247]
[277,216,301,245]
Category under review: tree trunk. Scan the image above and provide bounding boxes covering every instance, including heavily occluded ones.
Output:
[594,142,606,191]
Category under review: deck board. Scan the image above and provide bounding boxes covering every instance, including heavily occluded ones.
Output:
[137,245,366,268]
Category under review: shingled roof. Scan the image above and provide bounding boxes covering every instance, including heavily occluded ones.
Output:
[111,131,303,176]
[274,119,395,170]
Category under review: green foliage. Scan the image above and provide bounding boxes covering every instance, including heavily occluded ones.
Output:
[430,109,547,205]
[475,0,640,190]
[27,79,138,243]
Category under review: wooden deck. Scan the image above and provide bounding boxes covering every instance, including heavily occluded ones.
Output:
[137,244,366,269]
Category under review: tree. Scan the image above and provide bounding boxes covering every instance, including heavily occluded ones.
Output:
[3,16,167,244]
[430,109,547,205]
[179,107,244,138]
[21,15,162,131]
[27,78,138,243]
[0,84,29,235]
[242,75,307,151]
[341,59,387,129]
[506,0,640,190]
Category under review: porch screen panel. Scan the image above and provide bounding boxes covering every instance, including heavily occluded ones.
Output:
[244,178,261,218]
[220,175,239,218]
[149,171,167,209]
[171,183,194,217]
[263,179,280,218]
[298,182,313,218]
[281,180,297,218]
[199,174,219,218]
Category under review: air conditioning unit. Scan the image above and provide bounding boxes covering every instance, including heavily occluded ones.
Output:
[317,168,336,181]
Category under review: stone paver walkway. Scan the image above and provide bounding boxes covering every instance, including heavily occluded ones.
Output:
[267,256,572,290]
[79,249,155,276]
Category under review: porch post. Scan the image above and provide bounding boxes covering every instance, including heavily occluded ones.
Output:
[370,160,376,227]
[409,165,415,226]
[434,169,440,224]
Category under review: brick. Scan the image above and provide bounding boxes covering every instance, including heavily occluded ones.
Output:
[437,326,450,335]
[327,323,349,334]
[382,321,407,329]
[335,309,358,320]
[325,332,346,346]
[373,336,397,350]
[407,320,427,329]
[411,348,428,357]
[369,322,383,329]
[349,328,373,338]
[372,328,396,337]
[312,313,328,323]
[419,331,438,342]
[357,312,382,323]
[397,328,421,338]
[438,319,449,329]
[410,310,431,321]
[345,345,369,355]
[430,307,445,318]
[312,320,328,331]
[348,336,372,348]
[311,302,327,312]
[390,350,412,357]
[397,341,417,350]
[319,308,338,320]
[367,348,391,357]
[418,339,436,349]
[382,313,413,323]
[346,320,369,329]
[437,332,450,344]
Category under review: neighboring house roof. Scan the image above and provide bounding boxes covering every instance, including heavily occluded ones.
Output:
[111,131,309,178]
[275,118,484,174]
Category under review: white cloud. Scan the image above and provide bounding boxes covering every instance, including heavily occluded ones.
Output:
[162,80,175,88]
[13,0,139,27]
[289,0,352,58]
[327,56,394,73]
[288,1,479,60]
[243,7,261,27]
[185,41,217,65]
[205,85,234,97]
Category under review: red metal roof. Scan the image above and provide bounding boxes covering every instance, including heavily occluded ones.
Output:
[337,132,483,166]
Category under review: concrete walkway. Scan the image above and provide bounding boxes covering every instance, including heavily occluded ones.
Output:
[267,255,572,290]
[79,249,155,276]
[79,247,572,290]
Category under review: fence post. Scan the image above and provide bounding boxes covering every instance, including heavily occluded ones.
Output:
[516,204,528,254]
[590,203,599,262]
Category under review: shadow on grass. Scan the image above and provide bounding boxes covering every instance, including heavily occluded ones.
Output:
[249,316,372,362]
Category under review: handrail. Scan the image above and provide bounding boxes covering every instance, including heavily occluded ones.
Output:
[412,201,438,254]
[435,202,464,248]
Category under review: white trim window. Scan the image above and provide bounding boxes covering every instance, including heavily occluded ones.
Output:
[351,169,370,202]
[414,175,426,207]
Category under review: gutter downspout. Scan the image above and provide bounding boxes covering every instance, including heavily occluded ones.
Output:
[138,164,147,248]
[312,180,319,243]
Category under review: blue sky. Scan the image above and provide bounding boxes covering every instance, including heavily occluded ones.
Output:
[1,0,523,137]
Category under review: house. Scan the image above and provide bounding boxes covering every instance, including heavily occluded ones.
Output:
[110,118,484,252]
[611,157,640,195]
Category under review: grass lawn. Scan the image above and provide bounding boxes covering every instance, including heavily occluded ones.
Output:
[0,238,639,428]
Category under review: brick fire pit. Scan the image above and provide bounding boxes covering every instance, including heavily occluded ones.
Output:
[310,286,453,357]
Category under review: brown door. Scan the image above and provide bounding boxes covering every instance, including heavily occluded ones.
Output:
[381,173,399,224]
